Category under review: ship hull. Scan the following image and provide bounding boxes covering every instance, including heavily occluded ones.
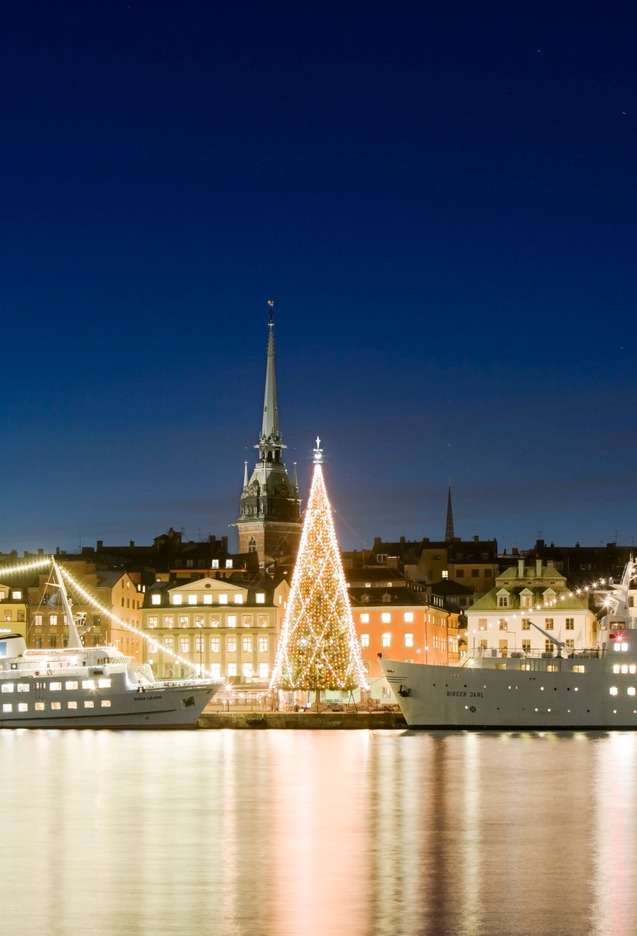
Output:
[381,657,637,730]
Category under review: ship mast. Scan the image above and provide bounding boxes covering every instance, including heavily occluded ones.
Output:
[50,559,84,649]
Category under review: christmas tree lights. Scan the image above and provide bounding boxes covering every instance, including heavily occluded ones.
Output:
[270,438,369,693]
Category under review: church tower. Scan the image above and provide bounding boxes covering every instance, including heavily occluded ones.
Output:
[236,309,302,567]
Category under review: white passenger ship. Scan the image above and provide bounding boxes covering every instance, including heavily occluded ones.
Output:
[381,561,637,730]
[0,561,222,728]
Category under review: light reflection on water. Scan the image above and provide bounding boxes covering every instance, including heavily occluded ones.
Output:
[1,728,636,936]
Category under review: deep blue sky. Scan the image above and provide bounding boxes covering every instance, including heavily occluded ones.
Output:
[1,3,636,556]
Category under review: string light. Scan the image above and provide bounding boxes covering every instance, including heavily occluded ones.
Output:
[270,440,369,692]
[0,556,210,679]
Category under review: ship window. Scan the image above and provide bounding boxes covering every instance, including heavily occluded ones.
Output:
[101,699,112,707]
[18,703,27,712]
[35,702,45,711]
[628,687,636,696]
[82,679,95,690]
[631,665,637,674]
[67,701,77,709]
[51,701,61,710]
[571,665,586,673]
[98,679,112,688]
[621,665,629,674]
[2,703,12,712]
[84,700,95,708]
[65,681,78,690]
[49,682,62,691]
[610,687,619,696]
[17,684,29,693]
[1,684,14,693]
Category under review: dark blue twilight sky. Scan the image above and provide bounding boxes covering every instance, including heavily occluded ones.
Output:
[1,2,636,556]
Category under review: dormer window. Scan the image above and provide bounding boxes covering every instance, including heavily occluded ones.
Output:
[496,589,510,608]
[520,588,533,610]
[382,592,391,603]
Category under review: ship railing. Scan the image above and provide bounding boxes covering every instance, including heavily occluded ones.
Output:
[463,647,605,662]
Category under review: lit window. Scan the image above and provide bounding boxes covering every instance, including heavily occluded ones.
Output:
[210,636,220,653]
[258,663,268,679]
[179,637,189,653]
[210,617,220,628]
[2,703,12,712]
[210,663,221,678]
[404,612,414,623]
[404,633,414,647]
[442,571,448,579]
[242,663,253,678]
[610,686,619,696]
[18,703,28,712]
[34,614,43,626]
[227,663,237,677]
[163,637,174,650]
[51,701,61,710]
[256,593,266,604]
[66,701,77,709]
[227,636,237,652]
[98,679,111,689]
[233,594,244,605]
[219,594,228,605]
[381,633,391,648]
[178,616,189,628]
[360,613,370,624]
[50,614,58,626]
[203,595,213,605]
[82,680,95,690]
[101,700,112,707]
[211,559,219,569]
[628,687,636,696]
[1,684,14,693]
[225,560,233,569]
[148,615,158,628]
[49,682,62,691]
[242,636,252,652]
[188,595,197,605]
[151,595,161,606]
[35,702,46,711]
[84,700,94,708]
[360,634,370,648]
[65,681,78,690]
[258,636,268,652]
[194,635,204,653]
[17,684,29,693]
[172,595,183,606]
[164,615,174,628]
[381,612,391,624]
[227,615,237,628]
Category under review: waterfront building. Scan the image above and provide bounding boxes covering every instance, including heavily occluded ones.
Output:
[347,567,457,700]
[466,558,596,656]
[141,571,289,684]
[236,315,302,568]
[0,580,27,639]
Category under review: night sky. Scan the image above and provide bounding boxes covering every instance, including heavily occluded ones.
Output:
[1,3,636,557]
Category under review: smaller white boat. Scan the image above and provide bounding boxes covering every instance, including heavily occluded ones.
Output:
[0,560,223,728]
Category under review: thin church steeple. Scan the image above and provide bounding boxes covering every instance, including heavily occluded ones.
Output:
[445,483,455,542]
[259,302,282,453]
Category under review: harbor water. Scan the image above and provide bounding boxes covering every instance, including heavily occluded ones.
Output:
[1,728,635,936]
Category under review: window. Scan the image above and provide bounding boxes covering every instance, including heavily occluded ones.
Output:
[50,614,58,626]
[227,636,237,652]
[478,618,487,631]
[188,594,197,606]
[227,663,237,677]
[545,639,553,653]
[258,663,268,679]
[211,559,219,569]
[179,637,189,653]
[178,616,189,628]
[404,633,414,647]
[381,612,391,624]
[164,615,174,628]
[148,615,158,628]
[233,594,244,605]
[498,594,509,607]
[258,636,268,653]
[471,569,480,578]
[34,614,42,626]
[522,618,530,630]
[256,593,266,604]
[257,614,269,627]
[163,636,174,651]
[565,618,574,630]
[210,617,220,628]
[242,662,253,679]
[151,594,161,605]
[522,640,531,654]
[381,633,391,648]
[241,614,253,627]
[360,634,370,648]
[360,613,370,624]
[442,571,449,579]
[242,636,252,652]
[194,635,205,653]
[210,637,220,653]
[203,594,213,605]
[210,663,221,678]
[227,615,237,628]
[499,619,507,631]
[172,594,183,606]
[404,612,414,623]
[545,618,554,630]
[219,594,228,605]
[194,615,205,628]
[456,569,465,578]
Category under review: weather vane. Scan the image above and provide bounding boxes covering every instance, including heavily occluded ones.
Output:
[313,436,323,463]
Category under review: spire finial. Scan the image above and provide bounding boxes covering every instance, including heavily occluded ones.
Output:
[267,298,274,324]
[445,482,455,542]
[313,436,323,464]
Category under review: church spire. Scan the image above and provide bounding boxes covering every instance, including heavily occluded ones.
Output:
[259,300,282,451]
[236,304,302,568]
[445,483,455,542]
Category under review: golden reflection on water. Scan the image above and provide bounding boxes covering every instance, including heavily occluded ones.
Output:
[1,728,637,936]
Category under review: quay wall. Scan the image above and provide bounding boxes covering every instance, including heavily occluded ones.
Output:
[198,711,407,730]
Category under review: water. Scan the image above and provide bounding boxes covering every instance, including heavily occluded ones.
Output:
[1,728,636,936]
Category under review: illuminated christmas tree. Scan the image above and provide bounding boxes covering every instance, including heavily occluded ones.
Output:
[271,438,369,697]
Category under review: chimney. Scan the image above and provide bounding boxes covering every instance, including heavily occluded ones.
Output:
[536,559,542,577]
[518,559,525,578]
